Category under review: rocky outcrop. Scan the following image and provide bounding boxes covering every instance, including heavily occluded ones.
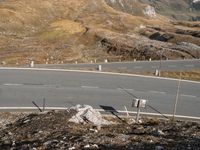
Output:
[97,31,200,60]
[106,0,200,21]
[175,29,200,38]
[149,32,174,42]
[143,5,156,18]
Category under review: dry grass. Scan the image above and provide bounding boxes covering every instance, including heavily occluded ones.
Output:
[161,70,200,81]
[0,0,146,65]
[51,20,86,34]
[0,0,199,65]
[131,70,200,81]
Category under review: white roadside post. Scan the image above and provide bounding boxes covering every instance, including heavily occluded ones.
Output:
[98,65,102,72]
[30,61,34,68]
[132,98,147,123]
[155,69,159,76]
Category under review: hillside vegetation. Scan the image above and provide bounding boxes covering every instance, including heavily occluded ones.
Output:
[0,0,199,65]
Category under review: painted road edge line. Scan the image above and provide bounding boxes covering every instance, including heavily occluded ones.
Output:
[0,107,199,120]
[0,67,200,84]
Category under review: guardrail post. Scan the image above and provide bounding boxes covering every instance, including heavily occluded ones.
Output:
[30,61,34,68]
[98,65,102,71]
[155,69,159,76]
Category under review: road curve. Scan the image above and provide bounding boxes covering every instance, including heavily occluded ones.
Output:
[35,59,200,72]
[0,68,199,118]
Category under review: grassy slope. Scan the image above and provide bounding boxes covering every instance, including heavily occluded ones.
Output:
[0,0,199,66]
[0,0,171,65]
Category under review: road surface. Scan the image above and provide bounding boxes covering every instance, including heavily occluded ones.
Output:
[35,59,200,72]
[0,68,199,118]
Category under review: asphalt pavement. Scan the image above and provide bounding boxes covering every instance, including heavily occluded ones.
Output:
[35,59,200,72]
[0,68,199,117]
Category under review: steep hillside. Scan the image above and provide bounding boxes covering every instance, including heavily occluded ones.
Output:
[0,0,199,66]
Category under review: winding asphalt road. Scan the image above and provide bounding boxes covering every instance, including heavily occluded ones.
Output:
[0,68,199,118]
[35,59,200,71]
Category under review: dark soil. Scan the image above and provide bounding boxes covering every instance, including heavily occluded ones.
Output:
[0,111,199,150]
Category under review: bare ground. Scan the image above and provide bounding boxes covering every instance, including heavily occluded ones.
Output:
[0,111,199,150]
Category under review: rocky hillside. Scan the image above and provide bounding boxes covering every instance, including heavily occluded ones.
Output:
[106,0,200,20]
[0,0,199,66]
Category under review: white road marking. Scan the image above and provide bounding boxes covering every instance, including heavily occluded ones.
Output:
[149,90,166,94]
[3,83,23,86]
[81,86,99,89]
[181,94,197,98]
[43,84,61,87]
[117,88,134,91]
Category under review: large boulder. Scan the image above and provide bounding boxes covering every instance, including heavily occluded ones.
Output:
[69,105,111,126]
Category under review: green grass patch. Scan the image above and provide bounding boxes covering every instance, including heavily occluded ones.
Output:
[39,30,70,42]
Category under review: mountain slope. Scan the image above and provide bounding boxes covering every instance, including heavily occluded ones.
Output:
[0,0,199,65]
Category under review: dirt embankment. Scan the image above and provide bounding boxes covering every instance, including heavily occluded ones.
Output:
[0,110,200,150]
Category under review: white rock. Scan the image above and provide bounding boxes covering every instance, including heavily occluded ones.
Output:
[138,119,143,124]
[84,144,90,148]
[23,119,31,124]
[69,104,111,126]
[157,129,165,136]
[143,5,156,18]
[92,144,99,148]
[38,131,43,134]
[68,147,76,150]
[193,0,200,3]
[89,128,98,133]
